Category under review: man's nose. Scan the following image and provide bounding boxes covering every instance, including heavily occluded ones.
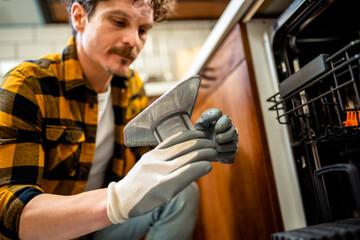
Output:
[122,28,140,48]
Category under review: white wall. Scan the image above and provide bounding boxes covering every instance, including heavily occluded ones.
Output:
[0,21,215,95]
[0,24,72,77]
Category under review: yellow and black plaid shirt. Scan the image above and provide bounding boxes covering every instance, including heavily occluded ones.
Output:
[0,37,149,239]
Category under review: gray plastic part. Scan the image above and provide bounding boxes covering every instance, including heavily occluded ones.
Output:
[279,54,329,98]
[153,113,195,143]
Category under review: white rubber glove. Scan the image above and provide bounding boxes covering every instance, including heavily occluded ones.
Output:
[107,130,216,224]
[195,108,239,164]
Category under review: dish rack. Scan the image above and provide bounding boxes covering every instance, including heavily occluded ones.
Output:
[268,39,360,145]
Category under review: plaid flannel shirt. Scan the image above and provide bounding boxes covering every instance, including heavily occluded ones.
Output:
[0,37,149,239]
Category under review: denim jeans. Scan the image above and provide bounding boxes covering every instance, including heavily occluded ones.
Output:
[91,182,199,240]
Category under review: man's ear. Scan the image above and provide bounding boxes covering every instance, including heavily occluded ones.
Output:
[71,2,87,33]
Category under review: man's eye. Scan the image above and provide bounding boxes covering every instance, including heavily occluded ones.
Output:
[114,20,126,27]
[139,28,148,35]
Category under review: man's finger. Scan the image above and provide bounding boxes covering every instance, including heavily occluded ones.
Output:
[215,126,237,144]
[195,108,222,130]
[215,115,232,133]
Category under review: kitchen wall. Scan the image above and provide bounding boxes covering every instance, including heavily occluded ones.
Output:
[0,20,215,95]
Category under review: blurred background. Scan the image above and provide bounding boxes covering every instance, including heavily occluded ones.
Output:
[0,0,231,96]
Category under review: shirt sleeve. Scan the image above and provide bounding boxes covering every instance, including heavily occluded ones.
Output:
[125,70,148,121]
[0,66,45,239]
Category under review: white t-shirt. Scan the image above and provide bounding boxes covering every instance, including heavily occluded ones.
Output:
[85,86,115,191]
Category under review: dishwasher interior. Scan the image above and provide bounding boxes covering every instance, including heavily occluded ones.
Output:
[267,0,360,227]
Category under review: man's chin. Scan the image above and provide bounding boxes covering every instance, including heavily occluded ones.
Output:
[106,66,129,77]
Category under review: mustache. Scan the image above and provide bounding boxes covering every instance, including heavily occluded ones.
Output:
[108,46,138,60]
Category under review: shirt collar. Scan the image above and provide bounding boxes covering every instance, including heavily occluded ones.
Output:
[62,36,87,92]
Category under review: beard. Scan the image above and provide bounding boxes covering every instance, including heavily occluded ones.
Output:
[106,46,138,76]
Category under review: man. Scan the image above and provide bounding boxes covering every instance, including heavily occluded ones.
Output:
[0,0,238,239]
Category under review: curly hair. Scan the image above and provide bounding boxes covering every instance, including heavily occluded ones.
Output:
[62,0,175,35]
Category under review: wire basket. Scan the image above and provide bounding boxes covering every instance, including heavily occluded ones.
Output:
[268,39,360,144]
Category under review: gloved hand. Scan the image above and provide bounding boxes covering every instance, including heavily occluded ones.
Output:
[195,108,239,164]
[107,130,217,224]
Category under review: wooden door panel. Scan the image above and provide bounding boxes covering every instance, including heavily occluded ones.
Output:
[191,23,283,240]
[197,23,245,104]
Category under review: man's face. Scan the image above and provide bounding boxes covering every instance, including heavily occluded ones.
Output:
[80,0,154,76]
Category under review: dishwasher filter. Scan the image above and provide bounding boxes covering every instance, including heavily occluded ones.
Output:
[124,75,201,147]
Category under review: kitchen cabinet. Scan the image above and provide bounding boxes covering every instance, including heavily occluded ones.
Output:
[39,0,230,24]
[190,22,283,239]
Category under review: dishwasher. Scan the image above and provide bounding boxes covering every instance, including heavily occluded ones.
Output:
[266,0,360,238]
